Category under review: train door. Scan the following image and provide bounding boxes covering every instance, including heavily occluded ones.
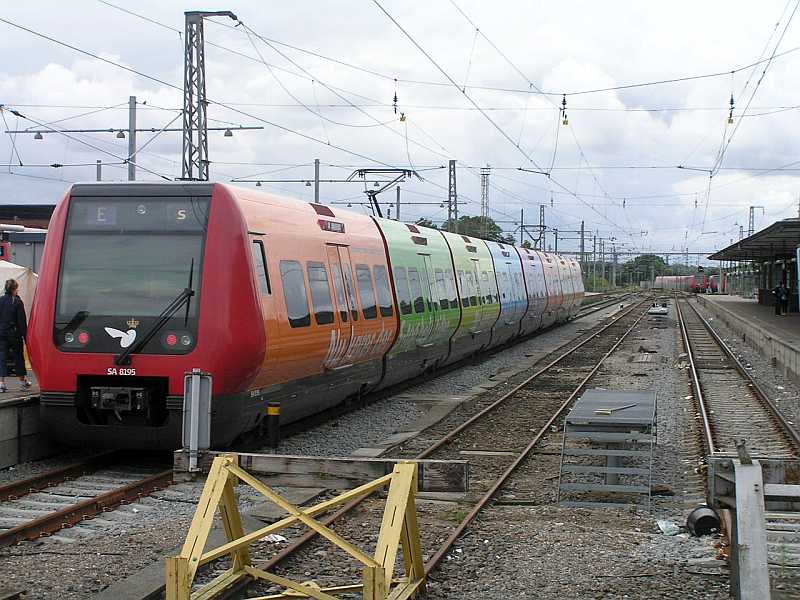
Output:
[470,258,484,328]
[324,245,354,368]
[419,253,442,346]
[505,261,523,323]
[408,260,434,346]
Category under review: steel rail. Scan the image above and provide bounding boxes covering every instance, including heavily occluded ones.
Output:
[417,298,641,459]
[575,293,631,318]
[680,297,800,453]
[675,297,717,454]
[0,452,117,502]
[244,297,652,588]
[424,302,650,573]
[0,468,173,548]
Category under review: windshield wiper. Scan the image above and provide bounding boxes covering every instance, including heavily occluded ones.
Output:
[184,259,194,326]
[115,287,194,365]
[58,310,89,332]
[117,259,196,365]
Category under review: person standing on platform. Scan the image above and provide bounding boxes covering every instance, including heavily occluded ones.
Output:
[0,279,31,392]
[773,283,783,316]
[780,282,791,315]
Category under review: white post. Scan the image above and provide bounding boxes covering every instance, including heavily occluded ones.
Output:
[188,368,201,472]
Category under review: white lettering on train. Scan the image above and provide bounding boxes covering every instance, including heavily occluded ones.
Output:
[107,367,136,375]
[324,327,393,368]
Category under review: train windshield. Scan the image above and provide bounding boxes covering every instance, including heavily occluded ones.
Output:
[54,197,209,353]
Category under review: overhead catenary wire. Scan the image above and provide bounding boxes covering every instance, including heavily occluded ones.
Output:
[3,107,173,180]
[445,0,644,252]
[99,0,800,100]
[240,26,397,129]
[233,21,452,162]
[712,0,800,176]
[0,16,416,173]
[385,0,636,243]
[6,6,799,249]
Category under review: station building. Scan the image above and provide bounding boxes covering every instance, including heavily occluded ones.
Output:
[708,217,800,310]
[703,217,800,382]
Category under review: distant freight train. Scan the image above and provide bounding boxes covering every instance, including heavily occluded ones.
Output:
[29,183,584,449]
[653,274,708,293]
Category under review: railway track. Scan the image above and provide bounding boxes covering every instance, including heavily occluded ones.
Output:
[677,296,800,597]
[677,297,800,457]
[0,453,172,548]
[208,296,653,598]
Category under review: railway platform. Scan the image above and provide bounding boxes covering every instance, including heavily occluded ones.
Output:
[0,382,46,470]
[697,294,800,382]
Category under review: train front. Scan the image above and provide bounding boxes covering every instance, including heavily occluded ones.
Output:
[29,183,265,450]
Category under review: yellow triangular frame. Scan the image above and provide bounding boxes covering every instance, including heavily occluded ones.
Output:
[166,453,426,600]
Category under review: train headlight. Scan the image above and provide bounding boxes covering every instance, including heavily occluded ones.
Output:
[180,334,192,346]
[64,332,74,343]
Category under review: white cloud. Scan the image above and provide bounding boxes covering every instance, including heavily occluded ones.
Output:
[0,0,798,260]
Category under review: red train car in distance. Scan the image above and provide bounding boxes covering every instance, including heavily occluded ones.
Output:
[653,274,707,293]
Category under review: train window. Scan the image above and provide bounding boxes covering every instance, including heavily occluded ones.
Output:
[457,270,469,307]
[331,263,348,323]
[467,271,478,307]
[307,262,334,325]
[373,265,394,318]
[481,271,491,304]
[408,268,425,313]
[279,261,310,328]
[435,269,449,310]
[251,240,271,294]
[500,271,508,300]
[394,267,413,315]
[356,264,377,319]
[342,263,359,321]
[445,269,458,308]
[514,272,523,300]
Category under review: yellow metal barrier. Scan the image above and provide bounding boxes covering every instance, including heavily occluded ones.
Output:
[166,453,426,600]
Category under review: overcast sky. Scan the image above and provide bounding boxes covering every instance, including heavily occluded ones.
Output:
[1,1,799,261]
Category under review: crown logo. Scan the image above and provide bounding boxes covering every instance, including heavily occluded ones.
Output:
[127,317,140,329]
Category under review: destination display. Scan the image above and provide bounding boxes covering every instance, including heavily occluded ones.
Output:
[68,197,210,231]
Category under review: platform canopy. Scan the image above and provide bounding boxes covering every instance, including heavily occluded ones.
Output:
[708,218,800,262]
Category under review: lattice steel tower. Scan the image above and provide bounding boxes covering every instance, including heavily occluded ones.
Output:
[448,160,458,232]
[480,166,491,238]
[182,10,237,181]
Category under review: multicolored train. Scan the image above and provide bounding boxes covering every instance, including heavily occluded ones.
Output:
[29,183,584,449]
[653,274,708,293]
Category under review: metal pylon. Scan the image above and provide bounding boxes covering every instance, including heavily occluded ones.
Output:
[182,11,237,181]
[480,166,490,238]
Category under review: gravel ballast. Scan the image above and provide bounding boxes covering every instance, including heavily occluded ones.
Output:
[0,298,734,599]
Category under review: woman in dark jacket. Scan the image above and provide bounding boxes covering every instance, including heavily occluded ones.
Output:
[0,278,31,392]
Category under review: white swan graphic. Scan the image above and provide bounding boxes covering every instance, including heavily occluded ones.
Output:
[104,327,137,348]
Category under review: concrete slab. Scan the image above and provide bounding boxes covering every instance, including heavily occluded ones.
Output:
[350,394,467,456]
[250,487,326,523]
[416,491,466,501]
[349,447,386,458]
[458,450,517,457]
